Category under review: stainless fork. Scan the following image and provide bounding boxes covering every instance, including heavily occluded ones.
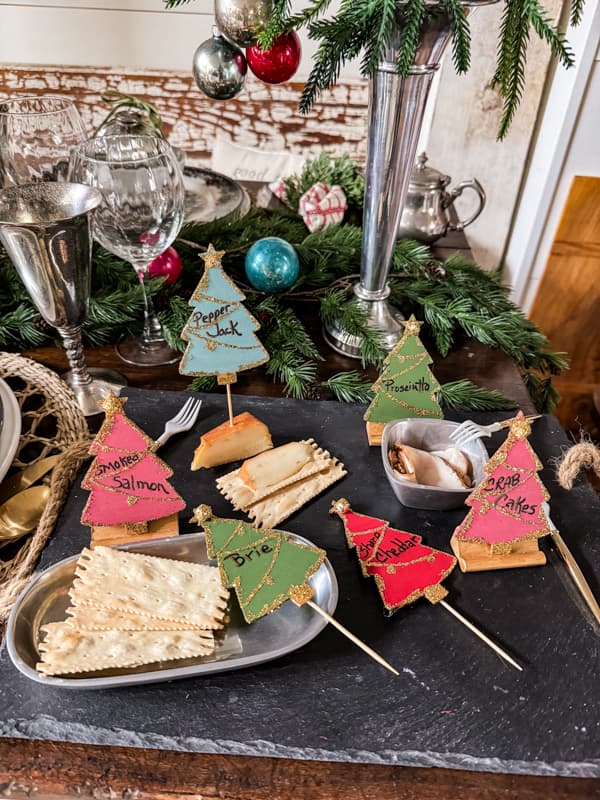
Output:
[154,397,202,450]
[449,414,541,447]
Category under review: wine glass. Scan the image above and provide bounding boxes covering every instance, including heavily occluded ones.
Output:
[0,95,127,398]
[0,95,86,187]
[69,135,185,366]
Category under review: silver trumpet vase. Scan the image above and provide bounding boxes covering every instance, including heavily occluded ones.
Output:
[0,182,111,416]
[323,2,493,357]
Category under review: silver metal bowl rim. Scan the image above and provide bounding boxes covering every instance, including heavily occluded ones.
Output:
[381,417,488,495]
[6,531,339,689]
[0,182,103,225]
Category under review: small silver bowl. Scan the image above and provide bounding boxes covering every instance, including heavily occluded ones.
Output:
[381,418,488,511]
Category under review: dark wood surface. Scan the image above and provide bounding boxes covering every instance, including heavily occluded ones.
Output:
[0,739,597,800]
[3,230,554,799]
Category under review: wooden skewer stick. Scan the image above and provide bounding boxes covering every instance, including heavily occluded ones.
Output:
[225,383,234,427]
[549,527,600,626]
[439,600,523,672]
[306,600,399,676]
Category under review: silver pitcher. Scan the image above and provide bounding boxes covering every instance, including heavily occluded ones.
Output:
[0,182,108,416]
[398,153,486,244]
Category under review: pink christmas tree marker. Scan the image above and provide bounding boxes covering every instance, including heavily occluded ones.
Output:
[453,411,552,551]
[81,393,185,531]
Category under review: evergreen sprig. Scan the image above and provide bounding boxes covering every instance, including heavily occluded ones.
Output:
[165,0,585,138]
[0,154,567,412]
[439,380,517,410]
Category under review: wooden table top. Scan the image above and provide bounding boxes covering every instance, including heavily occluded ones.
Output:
[2,229,580,800]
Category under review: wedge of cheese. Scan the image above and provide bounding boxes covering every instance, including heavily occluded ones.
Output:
[191,412,273,470]
[238,441,314,490]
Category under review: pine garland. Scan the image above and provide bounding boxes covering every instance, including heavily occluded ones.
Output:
[0,153,566,412]
[165,0,584,139]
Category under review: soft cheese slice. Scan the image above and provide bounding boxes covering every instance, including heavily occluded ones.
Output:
[191,412,273,470]
[238,441,314,490]
[389,444,468,490]
[430,447,473,486]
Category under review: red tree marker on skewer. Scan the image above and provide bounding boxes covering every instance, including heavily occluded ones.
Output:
[81,393,185,533]
[330,499,522,671]
[331,499,454,612]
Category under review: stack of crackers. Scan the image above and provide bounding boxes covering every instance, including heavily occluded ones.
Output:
[37,546,229,676]
[217,439,346,529]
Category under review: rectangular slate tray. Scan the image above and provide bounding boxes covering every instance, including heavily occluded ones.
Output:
[1,388,599,778]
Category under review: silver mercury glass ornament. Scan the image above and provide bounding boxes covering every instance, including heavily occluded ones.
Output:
[193,27,248,100]
[0,182,114,416]
[214,0,273,47]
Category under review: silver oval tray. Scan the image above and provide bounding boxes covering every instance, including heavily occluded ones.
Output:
[6,532,338,689]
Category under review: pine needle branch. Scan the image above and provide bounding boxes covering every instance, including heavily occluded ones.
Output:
[439,380,517,411]
[322,371,374,403]
[440,0,471,73]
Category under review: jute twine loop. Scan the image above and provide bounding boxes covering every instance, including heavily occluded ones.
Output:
[0,353,92,625]
[556,441,600,490]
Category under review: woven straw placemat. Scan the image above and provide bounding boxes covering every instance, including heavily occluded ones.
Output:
[0,353,91,626]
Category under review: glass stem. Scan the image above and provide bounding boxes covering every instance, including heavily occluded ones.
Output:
[137,267,166,346]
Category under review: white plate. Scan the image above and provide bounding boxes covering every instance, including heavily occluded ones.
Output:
[0,378,21,483]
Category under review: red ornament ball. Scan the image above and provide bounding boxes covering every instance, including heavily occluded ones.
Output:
[246,31,302,84]
[148,247,183,286]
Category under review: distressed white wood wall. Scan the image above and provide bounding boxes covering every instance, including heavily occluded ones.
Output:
[0,0,568,279]
[426,0,564,270]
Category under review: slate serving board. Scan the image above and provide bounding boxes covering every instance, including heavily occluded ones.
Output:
[1,389,599,778]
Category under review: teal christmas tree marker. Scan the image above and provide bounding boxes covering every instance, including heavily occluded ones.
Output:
[180,244,269,380]
[364,315,443,445]
[179,244,269,429]
[192,506,398,674]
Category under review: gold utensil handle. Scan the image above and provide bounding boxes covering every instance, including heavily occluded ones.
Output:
[552,530,600,626]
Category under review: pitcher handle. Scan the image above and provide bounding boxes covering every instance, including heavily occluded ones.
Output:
[447,178,486,232]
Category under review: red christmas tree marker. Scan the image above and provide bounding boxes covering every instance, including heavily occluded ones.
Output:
[331,499,522,671]
[81,393,185,546]
[451,411,551,572]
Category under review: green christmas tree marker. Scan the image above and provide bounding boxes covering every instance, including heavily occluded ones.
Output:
[364,315,443,446]
[192,506,398,675]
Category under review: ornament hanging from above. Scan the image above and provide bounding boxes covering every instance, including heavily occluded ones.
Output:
[364,315,443,446]
[244,236,300,292]
[246,31,301,84]
[193,27,247,100]
[214,0,273,47]
[148,246,183,286]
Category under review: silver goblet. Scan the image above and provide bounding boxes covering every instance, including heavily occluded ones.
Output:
[0,182,113,416]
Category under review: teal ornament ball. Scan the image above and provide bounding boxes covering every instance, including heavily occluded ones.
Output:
[244,237,300,292]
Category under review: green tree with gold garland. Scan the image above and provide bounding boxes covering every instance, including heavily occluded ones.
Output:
[364,315,443,425]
